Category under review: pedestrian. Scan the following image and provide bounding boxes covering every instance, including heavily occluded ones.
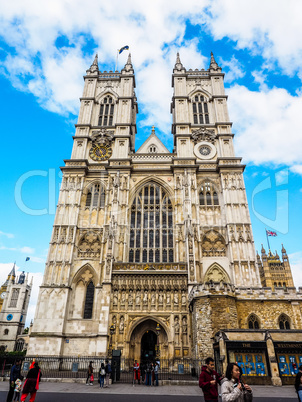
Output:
[133,360,140,384]
[154,362,159,386]
[141,361,146,384]
[20,362,42,402]
[145,361,151,386]
[295,365,302,401]
[105,359,111,387]
[13,378,23,402]
[99,363,106,388]
[86,361,94,386]
[221,363,252,402]
[6,359,22,402]
[199,357,222,402]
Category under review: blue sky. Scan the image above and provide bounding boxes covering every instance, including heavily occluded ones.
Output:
[0,0,302,324]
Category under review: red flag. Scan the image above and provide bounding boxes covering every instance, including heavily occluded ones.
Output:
[266,230,277,237]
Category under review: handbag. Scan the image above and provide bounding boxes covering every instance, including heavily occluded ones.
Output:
[90,374,94,382]
[243,389,253,402]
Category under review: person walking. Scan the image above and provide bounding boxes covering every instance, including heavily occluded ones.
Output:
[20,362,42,402]
[99,363,106,388]
[133,360,140,384]
[86,361,94,386]
[295,365,302,401]
[105,359,111,387]
[154,362,159,386]
[221,363,252,402]
[199,357,222,402]
[6,359,22,402]
[145,361,151,386]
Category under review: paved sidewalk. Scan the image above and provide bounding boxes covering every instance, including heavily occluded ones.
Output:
[0,380,298,398]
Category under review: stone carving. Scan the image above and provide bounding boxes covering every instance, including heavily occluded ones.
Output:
[191,128,216,144]
[182,293,186,305]
[201,230,226,257]
[136,291,141,305]
[151,293,156,305]
[174,292,179,304]
[78,232,101,258]
[182,316,187,334]
[128,291,133,305]
[174,316,180,334]
[81,269,93,284]
[119,316,124,333]
[159,292,163,304]
[204,264,230,284]
[91,128,113,147]
[113,290,118,305]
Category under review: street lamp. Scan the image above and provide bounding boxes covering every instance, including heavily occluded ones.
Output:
[108,324,115,358]
[155,323,161,358]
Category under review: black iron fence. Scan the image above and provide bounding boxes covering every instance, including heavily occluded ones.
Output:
[0,355,203,383]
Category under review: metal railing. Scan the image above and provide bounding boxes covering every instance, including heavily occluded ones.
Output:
[0,355,202,383]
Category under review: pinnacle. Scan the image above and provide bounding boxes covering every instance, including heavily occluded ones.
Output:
[174,52,183,71]
[210,51,219,70]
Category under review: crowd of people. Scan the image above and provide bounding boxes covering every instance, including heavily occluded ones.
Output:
[6,357,302,401]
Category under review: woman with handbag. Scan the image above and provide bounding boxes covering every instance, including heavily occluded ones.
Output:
[221,363,253,402]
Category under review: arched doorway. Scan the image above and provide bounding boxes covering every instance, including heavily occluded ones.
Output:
[141,330,157,361]
[128,318,169,361]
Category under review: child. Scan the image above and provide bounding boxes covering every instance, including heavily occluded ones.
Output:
[13,378,23,402]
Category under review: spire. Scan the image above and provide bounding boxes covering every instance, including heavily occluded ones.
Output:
[261,244,266,255]
[151,125,155,135]
[86,53,99,74]
[174,52,184,71]
[4,263,16,285]
[123,52,133,72]
[209,51,219,71]
[281,244,287,255]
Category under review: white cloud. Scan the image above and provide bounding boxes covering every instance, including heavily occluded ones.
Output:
[229,85,302,166]
[290,165,302,175]
[288,252,302,289]
[20,246,35,254]
[220,55,245,83]
[0,231,14,239]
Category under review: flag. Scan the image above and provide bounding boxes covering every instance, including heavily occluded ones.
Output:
[25,257,30,261]
[119,45,129,54]
[266,230,277,237]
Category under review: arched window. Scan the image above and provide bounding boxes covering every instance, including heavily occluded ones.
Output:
[85,183,105,209]
[83,281,95,319]
[14,339,25,352]
[199,182,219,206]
[149,145,157,153]
[248,314,260,329]
[4,329,9,335]
[192,94,209,124]
[279,314,291,330]
[98,95,114,126]
[129,182,173,263]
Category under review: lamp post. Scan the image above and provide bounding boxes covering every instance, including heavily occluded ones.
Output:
[109,324,115,358]
[155,323,161,358]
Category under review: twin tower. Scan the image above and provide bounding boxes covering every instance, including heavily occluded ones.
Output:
[26,52,300,385]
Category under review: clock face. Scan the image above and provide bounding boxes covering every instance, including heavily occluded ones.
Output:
[89,144,112,161]
[6,314,13,321]
[0,292,7,299]
[199,146,211,156]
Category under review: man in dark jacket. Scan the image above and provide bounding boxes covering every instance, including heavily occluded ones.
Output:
[199,357,222,402]
[7,359,22,402]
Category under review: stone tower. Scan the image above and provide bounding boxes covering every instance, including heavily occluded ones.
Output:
[28,52,292,361]
[257,245,295,289]
[0,267,32,352]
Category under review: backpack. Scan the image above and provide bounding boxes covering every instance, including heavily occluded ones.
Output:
[106,364,112,374]
[100,368,105,376]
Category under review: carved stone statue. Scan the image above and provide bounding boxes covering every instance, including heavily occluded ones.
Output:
[113,291,118,305]
[182,316,187,334]
[174,292,179,304]
[121,291,126,305]
[128,291,133,305]
[136,291,141,305]
[119,316,124,333]
[151,293,156,305]
[174,316,180,334]
[143,291,148,304]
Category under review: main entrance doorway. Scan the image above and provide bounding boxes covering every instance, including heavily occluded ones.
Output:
[141,330,157,361]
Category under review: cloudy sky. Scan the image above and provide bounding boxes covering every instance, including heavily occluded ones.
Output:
[1,0,302,325]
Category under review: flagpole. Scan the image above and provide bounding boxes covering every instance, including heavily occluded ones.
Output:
[265,228,271,251]
[115,49,119,72]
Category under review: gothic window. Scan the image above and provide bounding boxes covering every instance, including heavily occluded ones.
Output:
[9,289,20,308]
[202,231,226,257]
[248,314,260,329]
[85,183,105,209]
[83,281,95,319]
[22,290,28,310]
[279,314,291,330]
[98,95,114,126]
[129,182,174,263]
[199,182,219,206]
[4,329,9,335]
[192,94,210,125]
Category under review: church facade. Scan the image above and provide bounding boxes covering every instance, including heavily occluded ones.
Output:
[28,53,302,385]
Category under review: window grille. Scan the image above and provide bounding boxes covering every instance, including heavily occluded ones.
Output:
[98,96,114,126]
[192,94,209,124]
[129,183,174,263]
